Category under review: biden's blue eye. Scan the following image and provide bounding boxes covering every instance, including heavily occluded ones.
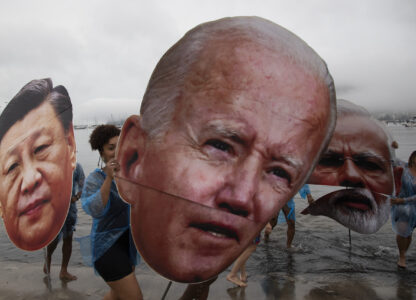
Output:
[269,167,291,184]
[205,139,233,154]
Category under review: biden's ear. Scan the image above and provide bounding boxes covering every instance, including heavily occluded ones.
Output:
[393,166,403,197]
[116,115,146,204]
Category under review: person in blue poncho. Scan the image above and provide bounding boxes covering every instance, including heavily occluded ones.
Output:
[391,150,416,268]
[82,124,142,300]
[265,184,314,248]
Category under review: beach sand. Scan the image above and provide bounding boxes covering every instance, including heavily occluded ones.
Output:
[1,236,415,300]
[0,260,178,300]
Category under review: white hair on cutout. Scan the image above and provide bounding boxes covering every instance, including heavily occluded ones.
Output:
[140,17,336,144]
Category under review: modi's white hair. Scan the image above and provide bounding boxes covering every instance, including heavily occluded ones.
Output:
[140,16,336,148]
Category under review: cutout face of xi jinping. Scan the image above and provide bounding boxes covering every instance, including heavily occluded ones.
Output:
[116,31,333,282]
[307,114,402,233]
[0,101,76,250]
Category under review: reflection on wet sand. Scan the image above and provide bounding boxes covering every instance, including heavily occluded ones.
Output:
[226,285,246,300]
[396,269,414,300]
[259,240,296,300]
[306,280,382,300]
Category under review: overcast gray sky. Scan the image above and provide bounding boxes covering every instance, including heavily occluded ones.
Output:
[1,0,415,124]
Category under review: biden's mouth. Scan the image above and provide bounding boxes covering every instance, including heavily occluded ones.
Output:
[190,221,239,241]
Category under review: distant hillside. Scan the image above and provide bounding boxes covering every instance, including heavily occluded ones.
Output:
[372,111,416,123]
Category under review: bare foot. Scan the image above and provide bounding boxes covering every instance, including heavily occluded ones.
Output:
[226,274,247,287]
[60,271,77,281]
[397,258,406,269]
[240,272,247,282]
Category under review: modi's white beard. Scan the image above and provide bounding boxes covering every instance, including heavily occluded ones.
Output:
[330,189,390,234]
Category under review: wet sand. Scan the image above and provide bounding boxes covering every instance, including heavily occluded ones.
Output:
[1,219,415,300]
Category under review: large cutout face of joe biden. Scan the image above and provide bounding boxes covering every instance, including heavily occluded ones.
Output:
[116,17,335,283]
[0,79,76,250]
[305,100,402,234]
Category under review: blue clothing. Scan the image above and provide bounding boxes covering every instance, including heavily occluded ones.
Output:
[398,167,416,203]
[81,168,138,268]
[392,166,416,237]
[72,162,86,197]
[61,163,85,238]
[277,184,311,223]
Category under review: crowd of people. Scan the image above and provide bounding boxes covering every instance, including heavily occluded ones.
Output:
[0,15,414,300]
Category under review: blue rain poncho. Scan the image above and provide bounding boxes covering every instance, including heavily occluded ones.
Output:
[392,166,416,237]
[277,184,311,223]
[81,168,138,267]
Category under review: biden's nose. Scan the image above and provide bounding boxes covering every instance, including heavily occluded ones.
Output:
[214,157,260,219]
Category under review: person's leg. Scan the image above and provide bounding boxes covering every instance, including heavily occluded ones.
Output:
[264,216,278,241]
[44,234,60,274]
[105,271,143,300]
[286,220,295,248]
[397,234,412,268]
[60,232,77,281]
[264,222,273,241]
[103,289,116,300]
[240,263,247,282]
[281,204,295,248]
[226,244,257,287]
[95,230,142,299]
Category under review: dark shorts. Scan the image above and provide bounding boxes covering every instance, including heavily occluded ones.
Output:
[94,230,133,282]
[60,203,77,239]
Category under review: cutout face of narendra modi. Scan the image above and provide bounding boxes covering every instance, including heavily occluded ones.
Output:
[305,103,402,234]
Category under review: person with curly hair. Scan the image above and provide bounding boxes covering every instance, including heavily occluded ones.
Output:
[81,124,142,300]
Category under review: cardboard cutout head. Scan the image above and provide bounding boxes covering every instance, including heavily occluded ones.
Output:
[0,79,76,250]
[305,99,402,234]
[116,16,336,283]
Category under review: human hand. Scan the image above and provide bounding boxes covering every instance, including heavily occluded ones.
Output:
[103,158,120,179]
[71,192,82,203]
[391,198,405,205]
[307,194,315,205]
